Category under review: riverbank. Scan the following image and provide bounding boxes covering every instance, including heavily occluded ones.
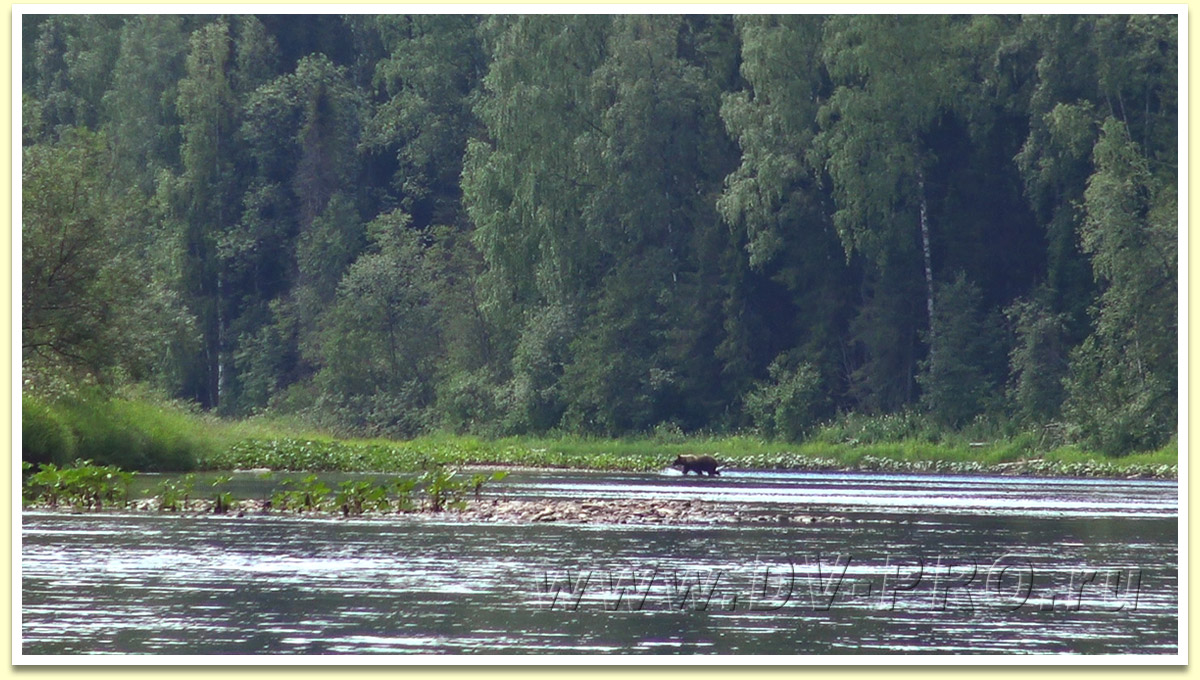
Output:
[23,391,1178,480]
[202,436,1178,480]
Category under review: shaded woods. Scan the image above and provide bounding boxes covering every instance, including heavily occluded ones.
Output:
[22,15,1178,458]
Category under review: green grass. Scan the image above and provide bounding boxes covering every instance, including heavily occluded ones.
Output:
[21,389,1178,479]
[24,390,212,471]
[195,431,1177,479]
[22,395,76,466]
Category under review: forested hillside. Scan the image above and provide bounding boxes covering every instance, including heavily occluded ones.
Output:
[21,14,1178,455]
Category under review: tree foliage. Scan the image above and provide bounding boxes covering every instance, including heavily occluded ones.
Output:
[21,14,1179,453]
[22,127,191,384]
[1065,118,1176,453]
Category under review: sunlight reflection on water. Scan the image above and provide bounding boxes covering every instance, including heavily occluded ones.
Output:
[22,470,1178,656]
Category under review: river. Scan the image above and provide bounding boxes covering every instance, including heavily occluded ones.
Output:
[20,470,1179,657]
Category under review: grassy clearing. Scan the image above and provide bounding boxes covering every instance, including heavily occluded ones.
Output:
[21,390,1178,479]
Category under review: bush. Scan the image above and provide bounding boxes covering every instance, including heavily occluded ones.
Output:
[1064,337,1175,456]
[744,359,828,442]
[1005,292,1069,424]
[435,369,504,435]
[651,421,687,444]
[918,274,1005,428]
[812,409,940,446]
[504,304,575,434]
[315,388,434,440]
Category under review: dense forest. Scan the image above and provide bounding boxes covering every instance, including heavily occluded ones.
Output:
[21,14,1178,456]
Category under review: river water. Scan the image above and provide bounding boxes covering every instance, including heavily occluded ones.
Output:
[20,470,1179,657]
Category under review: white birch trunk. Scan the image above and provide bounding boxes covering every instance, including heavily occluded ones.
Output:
[916,167,934,335]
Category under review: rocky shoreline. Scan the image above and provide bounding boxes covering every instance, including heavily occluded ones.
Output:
[32,496,852,526]
[447,498,851,525]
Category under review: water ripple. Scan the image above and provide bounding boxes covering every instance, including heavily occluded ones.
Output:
[21,471,1178,656]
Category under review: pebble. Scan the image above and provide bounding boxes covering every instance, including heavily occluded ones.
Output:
[29,496,851,526]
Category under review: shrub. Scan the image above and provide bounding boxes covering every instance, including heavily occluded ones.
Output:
[1005,292,1069,424]
[744,359,828,442]
[812,409,939,446]
[1064,337,1175,456]
[918,274,1006,428]
[435,369,504,435]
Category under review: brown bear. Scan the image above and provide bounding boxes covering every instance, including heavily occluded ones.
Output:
[673,454,720,476]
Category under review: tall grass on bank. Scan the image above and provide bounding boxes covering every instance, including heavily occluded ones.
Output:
[22,395,77,465]
[21,386,337,472]
[22,389,225,471]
